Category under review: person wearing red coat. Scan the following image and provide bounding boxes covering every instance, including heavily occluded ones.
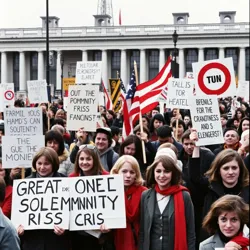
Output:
[111,155,147,250]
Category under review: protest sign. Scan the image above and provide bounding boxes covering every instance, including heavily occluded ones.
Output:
[63,78,75,91]
[0,83,15,109]
[236,80,249,102]
[189,95,224,146]
[27,80,48,103]
[63,97,68,111]
[165,78,194,109]
[75,61,102,84]
[69,175,126,231]
[4,108,43,136]
[186,72,194,79]
[192,58,236,97]
[2,135,44,168]
[11,178,70,230]
[67,85,99,131]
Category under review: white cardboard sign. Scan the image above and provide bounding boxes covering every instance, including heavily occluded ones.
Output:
[189,95,224,146]
[69,175,126,231]
[192,58,236,98]
[11,178,70,230]
[76,61,102,84]
[236,80,249,102]
[66,85,99,132]
[165,78,194,109]
[2,135,45,168]
[0,83,15,109]
[4,108,43,136]
[27,80,48,103]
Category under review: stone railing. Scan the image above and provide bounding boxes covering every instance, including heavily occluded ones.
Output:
[0,23,249,38]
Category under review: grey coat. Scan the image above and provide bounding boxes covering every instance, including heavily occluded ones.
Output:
[0,209,20,250]
[139,189,196,250]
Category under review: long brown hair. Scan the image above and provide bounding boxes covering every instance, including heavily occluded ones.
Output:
[74,146,104,176]
[202,194,249,235]
[205,149,249,187]
[146,155,182,188]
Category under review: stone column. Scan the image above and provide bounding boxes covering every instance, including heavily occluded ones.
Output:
[159,48,165,69]
[102,50,108,88]
[178,48,185,78]
[120,49,127,87]
[38,51,44,80]
[198,48,204,62]
[238,47,246,81]
[140,49,146,83]
[82,50,88,61]
[1,52,7,83]
[19,51,26,90]
[56,51,62,90]
[219,47,225,59]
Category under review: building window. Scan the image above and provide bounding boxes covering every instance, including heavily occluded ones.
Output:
[205,49,218,60]
[149,50,159,79]
[93,51,102,61]
[246,47,249,81]
[225,48,238,75]
[185,49,198,72]
[130,50,140,80]
[111,50,121,78]
[13,52,19,92]
[30,52,38,80]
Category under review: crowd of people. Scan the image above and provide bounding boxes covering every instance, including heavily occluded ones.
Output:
[0,96,249,250]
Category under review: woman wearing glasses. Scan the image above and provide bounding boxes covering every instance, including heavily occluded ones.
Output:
[200,195,249,250]
[69,145,112,250]
[110,155,147,250]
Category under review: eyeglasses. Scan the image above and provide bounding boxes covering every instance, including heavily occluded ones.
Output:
[79,144,97,151]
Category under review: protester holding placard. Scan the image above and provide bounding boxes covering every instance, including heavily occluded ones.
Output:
[0,159,12,218]
[69,145,113,250]
[139,155,196,250]
[200,195,249,250]
[17,147,71,250]
[110,155,147,250]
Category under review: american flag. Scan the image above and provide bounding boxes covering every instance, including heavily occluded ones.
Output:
[129,56,172,125]
[102,79,113,110]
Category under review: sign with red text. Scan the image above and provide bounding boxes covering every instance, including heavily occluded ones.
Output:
[192,58,236,97]
[189,95,224,146]
[0,83,15,109]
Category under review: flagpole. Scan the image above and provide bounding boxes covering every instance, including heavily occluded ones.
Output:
[134,60,147,164]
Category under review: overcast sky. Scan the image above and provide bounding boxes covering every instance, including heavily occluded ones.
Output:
[0,0,249,28]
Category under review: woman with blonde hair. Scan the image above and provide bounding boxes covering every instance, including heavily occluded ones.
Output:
[139,155,195,250]
[111,155,147,250]
[200,195,249,250]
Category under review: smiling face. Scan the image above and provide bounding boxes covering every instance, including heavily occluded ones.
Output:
[220,159,240,188]
[78,151,94,175]
[224,130,239,146]
[242,120,249,132]
[95,133,109,153]
[36,156,53,177]
[154,162,172,190]
[218,211,241,238]
[118,162,136,188]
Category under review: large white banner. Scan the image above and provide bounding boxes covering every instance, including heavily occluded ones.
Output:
[66,85,99,131]
[75,61,102,84]
[11,176,126,231]
[11,178,70,230]
[165,78,194,109]
[189,95,224,146]
[192,58,236,98]
[27,80,48,103]
[236,80,249,102]
[4,108,43,136]
[2,135,45,168]
[69,175,126,231]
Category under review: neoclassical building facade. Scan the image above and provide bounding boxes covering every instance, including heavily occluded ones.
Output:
[0,11,249,94]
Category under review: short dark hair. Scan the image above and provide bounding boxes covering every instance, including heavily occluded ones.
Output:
[156,125,172,138]
[52,118,65,127]
[14,99,25,107]
[220,114,228,120]
[172,119,186,129]
[110,126,120,136]
[223,127,239,137]
[181,129,191,143]
[45,130,65,155]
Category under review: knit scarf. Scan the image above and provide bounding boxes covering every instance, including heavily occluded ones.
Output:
[155,184,189,250]
[231,232,249,250]
[125,185,143,223]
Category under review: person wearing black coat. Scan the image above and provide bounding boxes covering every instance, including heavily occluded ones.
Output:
[17,147,71,250]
